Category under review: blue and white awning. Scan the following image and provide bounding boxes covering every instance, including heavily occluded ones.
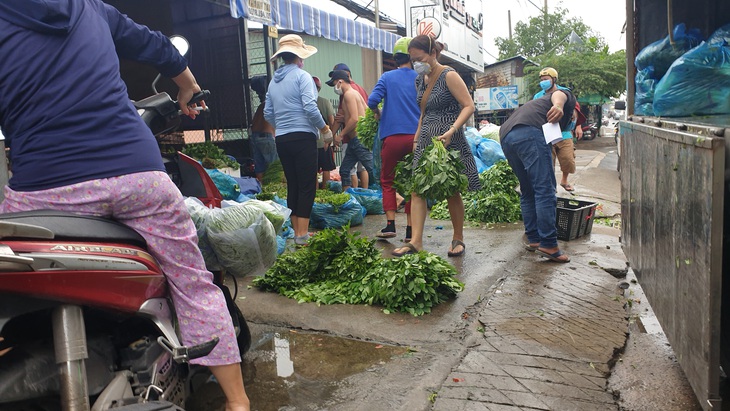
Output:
[229,0,399,53]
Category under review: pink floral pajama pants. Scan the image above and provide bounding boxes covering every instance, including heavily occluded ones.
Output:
[1,171,239,366]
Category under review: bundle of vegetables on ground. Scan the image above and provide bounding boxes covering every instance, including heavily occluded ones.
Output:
[185,199,284,277]
[182,142,240,170]
[309,190,365,229]
[394,138,468,202]
[430,160,521,223]
[355,103,381,151]
[345,187,384,215]
[253,227,464,316]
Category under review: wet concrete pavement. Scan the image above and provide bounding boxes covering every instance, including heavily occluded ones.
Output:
[231,135,701,410]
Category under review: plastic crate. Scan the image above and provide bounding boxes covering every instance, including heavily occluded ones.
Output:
[556,197,597,241]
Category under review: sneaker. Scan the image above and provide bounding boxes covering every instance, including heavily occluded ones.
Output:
[294,234,310,246]
[376,227,397,238]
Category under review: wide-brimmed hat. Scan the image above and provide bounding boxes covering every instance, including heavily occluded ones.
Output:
[270,34,317,61]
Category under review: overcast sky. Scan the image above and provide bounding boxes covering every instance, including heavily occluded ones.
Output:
[304,0,627,64]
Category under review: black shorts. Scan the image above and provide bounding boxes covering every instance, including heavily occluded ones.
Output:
[318,147,336,171]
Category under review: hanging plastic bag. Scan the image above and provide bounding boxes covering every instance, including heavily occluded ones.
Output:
[345,187,384,215]
[653,40,730,117]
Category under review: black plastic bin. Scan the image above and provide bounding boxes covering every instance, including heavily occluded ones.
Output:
[556,197,598,241]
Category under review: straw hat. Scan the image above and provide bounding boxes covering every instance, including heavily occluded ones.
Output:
[270,34,317,61]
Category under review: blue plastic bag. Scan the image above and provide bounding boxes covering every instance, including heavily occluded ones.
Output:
[206,169,241,200]
[477,138,506,169]
[345,187,384,215]
[473,156,488,173]
[635,23,704,78]
[653,40,730,116]
[634,66,656,116]
[327,180,343,193]
[309,195,364,229]
[233,176,261,195]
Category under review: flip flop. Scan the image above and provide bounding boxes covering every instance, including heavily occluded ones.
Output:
[392,242,419,257]
[560,183,575,192]
[447,239,466,257]
[536,249,571,263]
[524,243,540,252]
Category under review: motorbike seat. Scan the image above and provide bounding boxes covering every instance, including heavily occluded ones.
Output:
[0,210,147,248]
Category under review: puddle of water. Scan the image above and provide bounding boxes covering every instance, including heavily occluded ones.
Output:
[188,329,407,411]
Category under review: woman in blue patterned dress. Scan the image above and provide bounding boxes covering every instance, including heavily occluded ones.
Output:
[392,35,480,257]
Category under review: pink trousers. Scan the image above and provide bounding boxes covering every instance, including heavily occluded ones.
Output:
[1,171,239,366]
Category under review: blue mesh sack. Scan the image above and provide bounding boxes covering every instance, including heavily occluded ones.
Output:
[653,40,730,117]
[635,23,704,78]
[345,187,384,215]
[309,195,364,229]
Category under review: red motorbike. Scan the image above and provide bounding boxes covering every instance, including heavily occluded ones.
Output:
[580,123,599,140]
[0,86,250,409]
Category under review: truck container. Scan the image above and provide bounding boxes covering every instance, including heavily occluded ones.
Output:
[621,1,730,409]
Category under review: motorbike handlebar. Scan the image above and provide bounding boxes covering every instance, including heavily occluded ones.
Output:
[186,90,210,107]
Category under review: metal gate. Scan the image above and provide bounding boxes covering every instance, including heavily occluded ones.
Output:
[620,118,726,410]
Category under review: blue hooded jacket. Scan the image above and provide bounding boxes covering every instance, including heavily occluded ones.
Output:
[264,64,325,139]
[0,0,188,191]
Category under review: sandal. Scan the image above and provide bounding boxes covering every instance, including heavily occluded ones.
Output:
[392,243,419,257]
[447,239,466,257]
[560,183,575,192]
[524,243,540,252]
[536,249,571,263]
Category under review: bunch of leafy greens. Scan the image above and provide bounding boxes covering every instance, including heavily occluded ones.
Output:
[182,142,240,170]
[430,160,522,223]
[393,153,414,201]
[257,182,288,201]
[253,227,464,316]
[356,104,381,151]
[314,190,351,213]
[411,138,468,201]
[261,159,284,186]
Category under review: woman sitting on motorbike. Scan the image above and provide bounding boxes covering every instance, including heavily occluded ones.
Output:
[0,0,249,409]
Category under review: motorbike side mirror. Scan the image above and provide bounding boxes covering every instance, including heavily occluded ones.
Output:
[614,101,626,110]
[170,35,189,57]
[153,35,190,94]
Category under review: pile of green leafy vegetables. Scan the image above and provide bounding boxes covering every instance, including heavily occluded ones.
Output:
[182,142,240,170]
[314,190,351,212]
[430,160,522,223]
[394,138,467,202]
[256,182,288,202]
[355,104,381,151]
[253,227,464,316]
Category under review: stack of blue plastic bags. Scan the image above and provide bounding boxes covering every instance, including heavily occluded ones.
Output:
[635,23,730,117]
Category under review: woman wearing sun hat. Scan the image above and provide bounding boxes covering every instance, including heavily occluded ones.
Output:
[264,34,332,245]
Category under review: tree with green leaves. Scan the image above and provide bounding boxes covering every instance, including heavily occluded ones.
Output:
[494,7,626,102]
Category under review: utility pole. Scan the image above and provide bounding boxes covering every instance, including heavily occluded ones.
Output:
[508,10,512,40]
[375,0,383,78]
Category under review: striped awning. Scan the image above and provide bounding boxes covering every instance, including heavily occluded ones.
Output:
[229,0,399,53]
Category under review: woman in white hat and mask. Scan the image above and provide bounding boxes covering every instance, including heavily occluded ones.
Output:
[264,34,332,245]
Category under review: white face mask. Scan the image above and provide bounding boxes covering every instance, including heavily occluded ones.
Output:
[413,61,431,76]
[334,82,344,96]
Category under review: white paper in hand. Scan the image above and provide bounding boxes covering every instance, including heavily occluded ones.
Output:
[542,122,563,145]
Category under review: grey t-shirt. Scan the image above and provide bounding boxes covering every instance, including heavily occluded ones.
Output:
[499,90,575,140]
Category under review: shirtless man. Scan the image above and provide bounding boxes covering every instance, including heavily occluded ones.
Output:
[327,69,374,191]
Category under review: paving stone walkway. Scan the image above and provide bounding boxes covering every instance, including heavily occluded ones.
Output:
[434,262,628,410]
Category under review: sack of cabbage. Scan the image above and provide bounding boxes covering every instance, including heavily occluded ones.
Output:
[396,138,467,202]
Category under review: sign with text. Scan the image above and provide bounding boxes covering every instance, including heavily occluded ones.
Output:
[475,86,519,111]
[406,0,483,72]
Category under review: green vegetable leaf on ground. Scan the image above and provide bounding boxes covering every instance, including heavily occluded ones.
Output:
[253,227,464,315]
